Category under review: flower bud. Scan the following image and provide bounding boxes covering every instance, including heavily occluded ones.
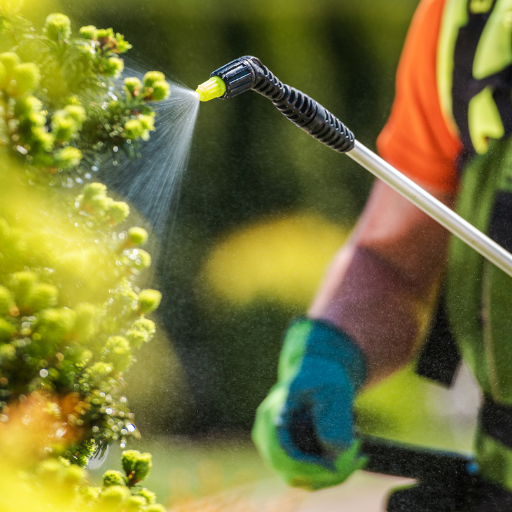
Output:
[52,110,78,142]
[124,119,144,140]
[31,127,55,153]
[83,182,107,200]
[97,28,114,41]
[122,450,152,484]
[149,80,170,101]
[143,71,165,88]
[44,13,72,42]
[87,362,114,386]
[103,57,124,78]
[26,283,58,312]
[140,114,155,132]
[115,33,132,53]
[36,308,76,345]
[0,319,15,342]
[54,147,83,169]
[146,506,167,512]
[64,105,86,125]
[0,52,21,74]
[14,95,43,119]
[99,485,130,507]
[88,195,112,214]
[124,77,142,97]
[11,63,41,96]
[65,95,82,106]
[9,271,37,306]
[125,495,147,512]
[80,486,101,501]
[79,349,93,364]
[138,488,156,505]
[128,227,148,246]
[0,343,16,361]
[104,336,133,373]
[63,464,86,486]
[103,470,127,487]
[137,289,161,314]
[108,201,130,225]
[126,318,155,349]
[133,249,151,270]
[79,25,97,40]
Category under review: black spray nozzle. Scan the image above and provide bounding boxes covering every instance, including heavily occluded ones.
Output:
[197,56,355,153]
[210,56,264,99]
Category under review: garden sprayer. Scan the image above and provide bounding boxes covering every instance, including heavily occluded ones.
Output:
[196,55,512,279]
[196,56,506,510]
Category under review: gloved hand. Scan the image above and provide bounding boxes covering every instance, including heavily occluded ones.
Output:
[252,317,367,490]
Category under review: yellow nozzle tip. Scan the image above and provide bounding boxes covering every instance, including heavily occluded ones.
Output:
[196,76,227,102]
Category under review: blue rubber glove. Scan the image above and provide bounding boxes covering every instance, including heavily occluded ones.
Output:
[252,318,367,489]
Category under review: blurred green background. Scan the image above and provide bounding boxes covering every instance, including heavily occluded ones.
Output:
[68,0,433,435]
[25,0,473,447]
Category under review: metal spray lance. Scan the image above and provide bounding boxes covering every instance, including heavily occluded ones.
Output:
[196,56,512,278]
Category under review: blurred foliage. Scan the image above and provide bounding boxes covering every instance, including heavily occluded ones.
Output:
[0,399,166,511]
[0,7,171,459]
[57,0,440,438]
[201,214,350,307]
[0,5,178,511]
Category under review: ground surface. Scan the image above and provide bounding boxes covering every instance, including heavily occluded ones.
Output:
[88,436,416,511]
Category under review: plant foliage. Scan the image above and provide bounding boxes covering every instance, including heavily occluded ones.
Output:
[0,9,171,510]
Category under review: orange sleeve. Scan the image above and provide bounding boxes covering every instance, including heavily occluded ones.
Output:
[376,0,462,194]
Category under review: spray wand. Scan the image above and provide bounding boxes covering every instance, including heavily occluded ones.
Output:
[196,56,512,278]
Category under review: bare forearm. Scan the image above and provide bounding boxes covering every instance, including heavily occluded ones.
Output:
[309,245,432,383]
[308,181,453,384]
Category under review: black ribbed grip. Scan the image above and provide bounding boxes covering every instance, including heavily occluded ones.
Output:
[211,56,355,153]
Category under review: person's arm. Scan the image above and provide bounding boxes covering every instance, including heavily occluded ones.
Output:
[309,179,455,385]
[252,0,462,490]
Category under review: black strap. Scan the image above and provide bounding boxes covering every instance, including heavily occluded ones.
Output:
[489,191,512,253]
[416,292,461,387]
[480,394,512,449]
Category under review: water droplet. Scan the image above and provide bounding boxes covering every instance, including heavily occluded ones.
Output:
[127,423,135,432]
[92,166,99,172]
[106,407,113,415]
